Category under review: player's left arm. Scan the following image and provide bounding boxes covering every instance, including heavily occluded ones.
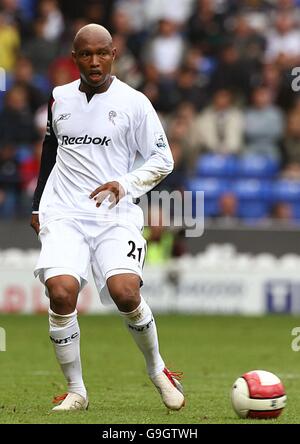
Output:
[119,107,174,198]
[90,106,174,207]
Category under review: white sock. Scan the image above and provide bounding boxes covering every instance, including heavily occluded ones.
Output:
[120,297,165,378]
[49,308,87,399]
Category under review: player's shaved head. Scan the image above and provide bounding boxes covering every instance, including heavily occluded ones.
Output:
[72,23,116,91]
[73,24,113,51]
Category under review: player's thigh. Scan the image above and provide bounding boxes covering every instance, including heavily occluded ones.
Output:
[92,224,147,284]
[36,219,90,283]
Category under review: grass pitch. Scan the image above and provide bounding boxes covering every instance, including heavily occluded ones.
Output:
[0,314,299,424]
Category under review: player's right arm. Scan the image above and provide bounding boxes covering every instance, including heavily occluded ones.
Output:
[30,95,58,235]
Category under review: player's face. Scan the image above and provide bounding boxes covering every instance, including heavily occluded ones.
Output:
[73,40,116,88]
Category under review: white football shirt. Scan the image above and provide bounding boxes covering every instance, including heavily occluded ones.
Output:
[38,77,174,227]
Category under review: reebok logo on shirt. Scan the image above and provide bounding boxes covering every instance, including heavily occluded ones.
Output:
[61,135,111,146]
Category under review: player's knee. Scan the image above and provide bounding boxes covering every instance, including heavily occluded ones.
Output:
[46,280,78,313]
[110,283,140,312]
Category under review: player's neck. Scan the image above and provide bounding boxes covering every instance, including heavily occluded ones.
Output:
[79,76,113,102]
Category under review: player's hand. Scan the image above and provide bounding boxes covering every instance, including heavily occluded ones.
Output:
[89,181,125,209]
[30,213,40,235]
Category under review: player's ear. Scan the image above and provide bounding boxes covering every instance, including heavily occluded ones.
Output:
[71,50,77,65]
[112,47,117,62]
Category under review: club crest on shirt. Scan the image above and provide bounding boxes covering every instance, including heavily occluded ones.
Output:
[55,113,71,123]
[109,110,117,125]
[154,133,167,149]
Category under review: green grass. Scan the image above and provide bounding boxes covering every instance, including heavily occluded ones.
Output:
[0,314,299,424]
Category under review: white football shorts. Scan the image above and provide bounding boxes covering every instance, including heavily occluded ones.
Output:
[34,218,147,305]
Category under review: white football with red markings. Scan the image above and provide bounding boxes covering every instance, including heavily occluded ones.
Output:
[231,370,287,419]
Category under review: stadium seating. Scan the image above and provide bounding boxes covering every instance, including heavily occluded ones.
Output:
[272,180,300,201]
[196,154,238,178]
[237,155,280,178]
[232,179,272,219]
[186,178,229,216]
[193,154,300,220]
[272,180,300,220]
[197,153,280,179]
[292,204,300,220]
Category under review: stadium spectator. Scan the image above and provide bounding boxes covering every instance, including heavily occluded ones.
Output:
[193,89,244,154]
[83,1,105,26]
[0,12,20,72]
[139,79,162,112]
[144,0,194,26]
[215,192,239,225]
[144,205,187,264]
[0,85,38,148]
[282,111,300,164]
[167,102,202,173]
[271,201,294,222]
[22,18,59,75]
[0,144,19,218]
[210,42,255,99]
[265,12,300,68]
[182,46,214,94]
[187,0,225,55]
[113,0,149,58]
[48,57,79,88]
[172,67,210,111]
[117,0,147,33]
[260,62,295,111]
[244,86,284,160]
[1,0,30,38]
[144,18,185,79]
[19,140,42,215]
[37,0,64,42]
[111,33,142,89]
[57,18,89,56]
[270,0,300,26]
[12,56,47,113]
[110,5,144,58]
[230,13,266,64]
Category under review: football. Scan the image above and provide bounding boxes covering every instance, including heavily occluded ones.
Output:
[231,370,287,419]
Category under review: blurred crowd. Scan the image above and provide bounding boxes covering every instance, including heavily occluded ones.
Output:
[1,0,300,224]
